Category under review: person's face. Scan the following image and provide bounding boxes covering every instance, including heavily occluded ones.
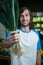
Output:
[20,9,30,27]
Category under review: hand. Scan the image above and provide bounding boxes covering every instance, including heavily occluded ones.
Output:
[2,31,20,48]
[9,31,20,44]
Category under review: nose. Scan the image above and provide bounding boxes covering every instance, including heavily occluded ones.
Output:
[23,16,26,21]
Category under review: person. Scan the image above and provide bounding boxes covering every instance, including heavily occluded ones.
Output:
[2,7,41,65]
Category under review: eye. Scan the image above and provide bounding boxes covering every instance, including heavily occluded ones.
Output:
[20,15,24,18]
[26,14,30,16]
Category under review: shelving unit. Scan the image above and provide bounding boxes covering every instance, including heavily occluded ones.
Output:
[32,16,43,33]
[32,16,43,64]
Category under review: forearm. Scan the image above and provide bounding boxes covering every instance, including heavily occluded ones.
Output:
[2,39,11,48]
[36,51,41,65]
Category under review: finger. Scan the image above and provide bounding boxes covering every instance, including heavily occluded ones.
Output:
[9,37,19,42]
[14,39,19,43]
[10,35,14,39]
[9,39,19,44]
[13,34,20,38]
[10,34,20,40]
[10,31,19,35]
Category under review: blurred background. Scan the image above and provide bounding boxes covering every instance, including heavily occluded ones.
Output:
[0,0,43,65]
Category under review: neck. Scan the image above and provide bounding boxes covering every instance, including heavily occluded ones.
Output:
[21,26,30,32]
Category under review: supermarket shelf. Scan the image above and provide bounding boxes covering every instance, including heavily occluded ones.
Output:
[0,56,10,60]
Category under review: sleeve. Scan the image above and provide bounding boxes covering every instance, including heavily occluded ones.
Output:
[37,39,41,50]
[6,31,10,39]
[37,32,41,50]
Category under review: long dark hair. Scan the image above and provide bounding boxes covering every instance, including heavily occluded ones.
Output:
[17,7,34,29]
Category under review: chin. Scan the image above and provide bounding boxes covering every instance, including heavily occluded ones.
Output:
[22,24,29,27]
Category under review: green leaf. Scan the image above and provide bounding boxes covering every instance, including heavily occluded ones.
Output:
[0,0,19,31]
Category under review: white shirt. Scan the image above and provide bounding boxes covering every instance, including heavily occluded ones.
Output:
[6,28,41,65]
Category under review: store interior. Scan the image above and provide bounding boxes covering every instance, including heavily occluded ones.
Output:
[0,0,43,65]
